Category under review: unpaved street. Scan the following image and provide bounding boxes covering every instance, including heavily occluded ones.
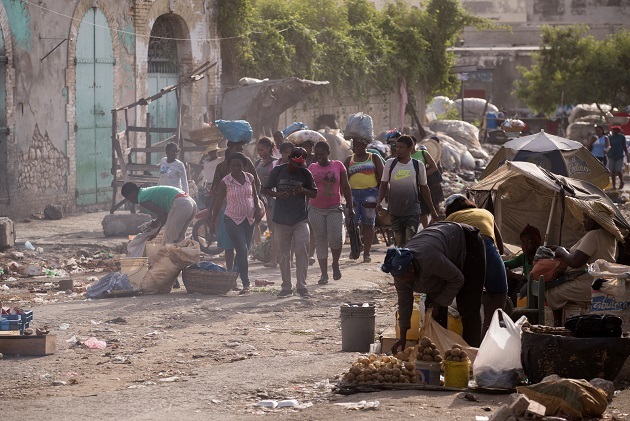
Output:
[1,211,629,420]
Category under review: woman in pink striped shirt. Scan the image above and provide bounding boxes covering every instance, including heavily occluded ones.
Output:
[210,153,263,294]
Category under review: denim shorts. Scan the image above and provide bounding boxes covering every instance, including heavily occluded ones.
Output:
[351,187,378,226]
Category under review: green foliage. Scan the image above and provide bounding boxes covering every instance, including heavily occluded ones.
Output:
[515,25,630,115]
[218,0,488,102]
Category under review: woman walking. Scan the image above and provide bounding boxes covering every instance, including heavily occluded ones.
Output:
[344,137,384,263]
[308,141,354,284]
[589,125,609,165]
[210,153,263,294]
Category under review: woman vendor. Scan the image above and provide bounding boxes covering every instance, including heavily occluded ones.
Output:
[548,202,622,326]
[504,224,542,306]
[444,194,507,336]
[382,222,486,352]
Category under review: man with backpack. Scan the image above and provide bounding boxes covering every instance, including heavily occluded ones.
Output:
[377,135,439,246]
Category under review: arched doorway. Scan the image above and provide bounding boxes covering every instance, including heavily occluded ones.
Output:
[75,8,114,206]
[0,25,7,204]
[147,15,179,148]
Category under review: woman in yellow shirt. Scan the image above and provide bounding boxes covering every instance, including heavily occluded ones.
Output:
[444,194,507,337]
[344,137,384,263]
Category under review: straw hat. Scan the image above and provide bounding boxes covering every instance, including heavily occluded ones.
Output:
[204,142,226,153]
[567,198,623,241]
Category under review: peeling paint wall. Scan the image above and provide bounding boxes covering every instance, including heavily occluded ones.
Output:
[0,0,220,218]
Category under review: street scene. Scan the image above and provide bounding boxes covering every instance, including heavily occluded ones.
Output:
[1,0,630,420]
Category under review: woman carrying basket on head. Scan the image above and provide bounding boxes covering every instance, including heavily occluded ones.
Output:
[210,153,263,295]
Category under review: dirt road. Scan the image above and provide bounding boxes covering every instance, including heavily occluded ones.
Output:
[1,211,629,420]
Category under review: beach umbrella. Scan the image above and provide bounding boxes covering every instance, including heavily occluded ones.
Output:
[480,130,610,189]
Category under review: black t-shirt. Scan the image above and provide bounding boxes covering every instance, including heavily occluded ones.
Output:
[265,164,316,226]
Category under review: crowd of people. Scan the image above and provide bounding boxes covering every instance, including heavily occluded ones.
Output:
[119,122,626,350]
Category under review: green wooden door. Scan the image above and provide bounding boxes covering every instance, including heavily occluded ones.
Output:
[0,26,8,204]
[75,8,114,206]
[147,72,179,144]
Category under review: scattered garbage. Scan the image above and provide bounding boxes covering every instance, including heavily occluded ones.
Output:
[255,400,278,409]
[58,323,70,330]
[83,337,106,349]
[24,241,35,251]
[277,399,299,408]
[333,400,380,410]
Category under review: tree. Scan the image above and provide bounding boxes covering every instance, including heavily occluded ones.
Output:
[218,0,489,103]
[514,25,630,115]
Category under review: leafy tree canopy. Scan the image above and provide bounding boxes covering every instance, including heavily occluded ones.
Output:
[514,25,630,115]
[218,0,489,102]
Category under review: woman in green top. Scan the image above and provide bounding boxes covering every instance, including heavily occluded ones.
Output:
[504,224,542,306]
[121,182,198,244]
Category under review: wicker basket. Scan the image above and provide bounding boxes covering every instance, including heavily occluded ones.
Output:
[182,267,238,295]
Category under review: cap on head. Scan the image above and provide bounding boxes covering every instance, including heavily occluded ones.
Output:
[381,247,414,277]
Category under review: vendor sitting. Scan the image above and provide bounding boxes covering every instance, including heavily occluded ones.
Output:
[548,203,622,326]
[382,222,486,353]
[504,224,542,307]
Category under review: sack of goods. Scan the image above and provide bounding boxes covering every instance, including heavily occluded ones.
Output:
[344,112,374,141]
[214,120,253,143]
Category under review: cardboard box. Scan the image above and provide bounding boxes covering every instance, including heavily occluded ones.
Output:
[380,327,418,355]
[0,334,56,356]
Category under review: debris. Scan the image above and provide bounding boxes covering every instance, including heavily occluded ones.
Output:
[83,337,106,349]
[255,400,278,408]
[20,264,43,276]
[0,352,3,359]
[44,204,64,220]
[277,399,300,408]
[66,335,78,343]
[0,285,9,291]
[52,381,67,386]
[589,378,614,401]
[24,328,34,335]
[58,323,70,330]
[36,327,50,335]
[24,241,35,251]
[509,394,530,416]
[334,400,380,410]
[106,317,127,324]
[158,376,180,382]
[461,392,479,402]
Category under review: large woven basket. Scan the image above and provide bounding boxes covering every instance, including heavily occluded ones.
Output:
[182,267,237,295]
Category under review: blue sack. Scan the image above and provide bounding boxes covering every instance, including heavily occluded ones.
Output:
[215,120,253,143]
[187,261,228,272]
[282,122,308,138]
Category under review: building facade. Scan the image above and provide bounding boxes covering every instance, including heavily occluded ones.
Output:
[0,0,221,218]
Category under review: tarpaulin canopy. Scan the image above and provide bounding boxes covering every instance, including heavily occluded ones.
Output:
[480,130,610,189]
[470,161,630,248]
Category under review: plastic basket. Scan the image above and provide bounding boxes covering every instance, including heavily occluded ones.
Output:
[182,267,237,295]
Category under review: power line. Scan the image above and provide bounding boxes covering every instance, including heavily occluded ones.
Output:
[21,0,285,42]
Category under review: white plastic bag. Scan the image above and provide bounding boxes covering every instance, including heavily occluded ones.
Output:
[473,309,522,389]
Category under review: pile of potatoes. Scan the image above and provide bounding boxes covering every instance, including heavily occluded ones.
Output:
[444,343,469,362]
[342,354,418,385]
[415,337,443,363]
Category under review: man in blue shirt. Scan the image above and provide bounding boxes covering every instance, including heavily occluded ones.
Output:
[607,126,629,190]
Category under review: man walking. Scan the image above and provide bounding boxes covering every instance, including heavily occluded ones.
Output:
[377,135,439,246]
[263,147,317,298]
[607,126,629,190]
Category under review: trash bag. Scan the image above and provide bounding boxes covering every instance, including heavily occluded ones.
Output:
[214,120,253,143]
[521,329,630,383]
[428,120,481,151]
[344,112,374,141]
[347,219,362,260]
[251,236,272,263]
[139,240,200,294]
[517,379,608,419]
[564,314,623,338]
[86,272,134,299]
[287,129,326,145]
[473,309,523,389]
[126,226,160,257]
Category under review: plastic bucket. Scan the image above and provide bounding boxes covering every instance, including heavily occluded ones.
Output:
[340,304,375,352]
[443,360,470,388]
[415,361,441,386]
[120,257,149,287]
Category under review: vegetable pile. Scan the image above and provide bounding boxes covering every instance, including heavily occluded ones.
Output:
[415,336,443,363]
[444,343,470,363]
[342,354,417,385]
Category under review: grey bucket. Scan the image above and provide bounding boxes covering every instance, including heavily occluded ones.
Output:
[340,304,376,352]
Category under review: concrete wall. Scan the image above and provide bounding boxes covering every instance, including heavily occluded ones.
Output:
[0,0,221,218]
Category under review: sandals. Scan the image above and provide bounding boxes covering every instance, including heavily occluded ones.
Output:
[318,275,329,285]
[363,255,371,263]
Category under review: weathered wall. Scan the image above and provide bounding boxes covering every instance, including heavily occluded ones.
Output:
[0,0,220,218]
